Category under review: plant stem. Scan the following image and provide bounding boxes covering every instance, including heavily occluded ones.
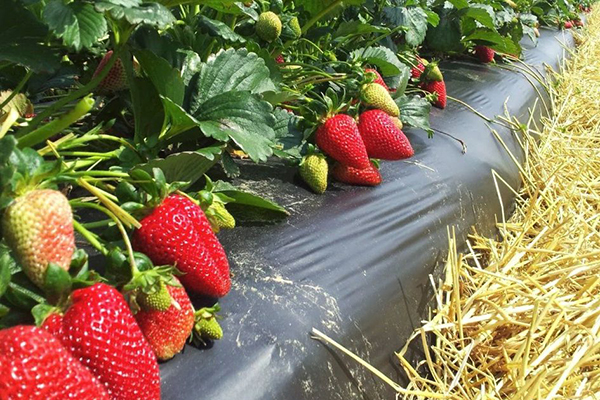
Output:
[301,0,343,34]
[0,69,33,111]
[73,219,109,256]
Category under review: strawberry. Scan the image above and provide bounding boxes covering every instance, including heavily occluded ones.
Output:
[44,283,161,400]
[315,114,370,169]
[421,80,447,109]
[358,110,414,160]
[411,58,426,79]
[256,11,282,42]
[0,326,110,400]
[574,19,584,27]
[206,202,236,233]
[361,83,400,117]
[1,189,75,288]
[275,54,285,64]
[332,162,382,186]
[93,51,128,93]
[135,277,195,361]
[364,68,389,90]
[299,153,328,194]
[289,16,302,38]
[132,194,231,298]
[194,305,223,342]
[564,20,573,29]
[474,45,495,63]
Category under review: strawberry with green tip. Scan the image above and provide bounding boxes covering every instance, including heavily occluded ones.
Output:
[299,153,328,194]
[138,280,172,311]
[135,276,195,360]
[256,11,282,42]
[315,114,370,169]
[358,110,414,160]
[2,189,75,288]
[332,162,382,186]
[361,83,400,117]
[0,326,110,400]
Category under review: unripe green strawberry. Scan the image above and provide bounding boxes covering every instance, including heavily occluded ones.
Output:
[256,12,282,42]
[289,17,301,38]
[2,189,75,288]
[423,63,443,82]
[361,83,399,117]
[207,202,236,233]
[299,154,328,194]
[196,317,223,341]
[93,51,127,93]
[138,281,172,312]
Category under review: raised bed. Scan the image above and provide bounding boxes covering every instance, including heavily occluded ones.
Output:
[160,28,574,400]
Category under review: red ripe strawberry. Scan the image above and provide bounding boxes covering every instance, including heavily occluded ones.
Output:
[474,45,495,63]
[0,326,110,400]
[133,194,231,298]
[358,110,414,160]
[332,162,382,186]
[364,68,389,90]
[411,58,426,79]
[421,80,447,109]
[45,283,161,400]
[275,54,285,64]
[93,51,127,93]
[315,114,370,169]
[574,19,584,27]
[564,20,573,29]
[135,277,195,361]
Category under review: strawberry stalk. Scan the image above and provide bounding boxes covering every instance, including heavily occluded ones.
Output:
[17,96,95,148]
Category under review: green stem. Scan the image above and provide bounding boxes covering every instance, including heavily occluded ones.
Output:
[67,170,130,178]
[81,219,114,229]
[0,69,33,111]
[60,150,120,158]
[301,0,343,34]
[73,219,109,256]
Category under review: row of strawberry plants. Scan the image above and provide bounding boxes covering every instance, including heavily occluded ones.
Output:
[0,0,591,398]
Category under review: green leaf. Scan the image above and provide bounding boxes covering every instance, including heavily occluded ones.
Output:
[130,76,164,144]
[383,6,429,46]
[425,10,440,27]
[463,30,520,54]
[333,21,389,40]
[5,279,44,310]
[272,108,304,159]
[195,91,276,163]
[297,0,366,18]
[43,0,107,51]
[95,2,175,28]
[213,181,288,214]
[161,96,202,140]
[350,46,405,76]
[133,147,222,185]
[460,5,496,30]
[31,303,56,326]
[135,50,185,105]
[197,15,246,43]
[425,8,465,53]
[187,48,276,112]
[0,0,61,72]
[0,260,11,298]
[44,263,72,304]
[396,95,433,137]
[220,152,240,178]
[446,0,469,9]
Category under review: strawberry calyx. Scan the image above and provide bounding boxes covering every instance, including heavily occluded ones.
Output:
[421,61,443,82]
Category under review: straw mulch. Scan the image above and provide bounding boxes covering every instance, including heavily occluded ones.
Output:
[313,9,600,399]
